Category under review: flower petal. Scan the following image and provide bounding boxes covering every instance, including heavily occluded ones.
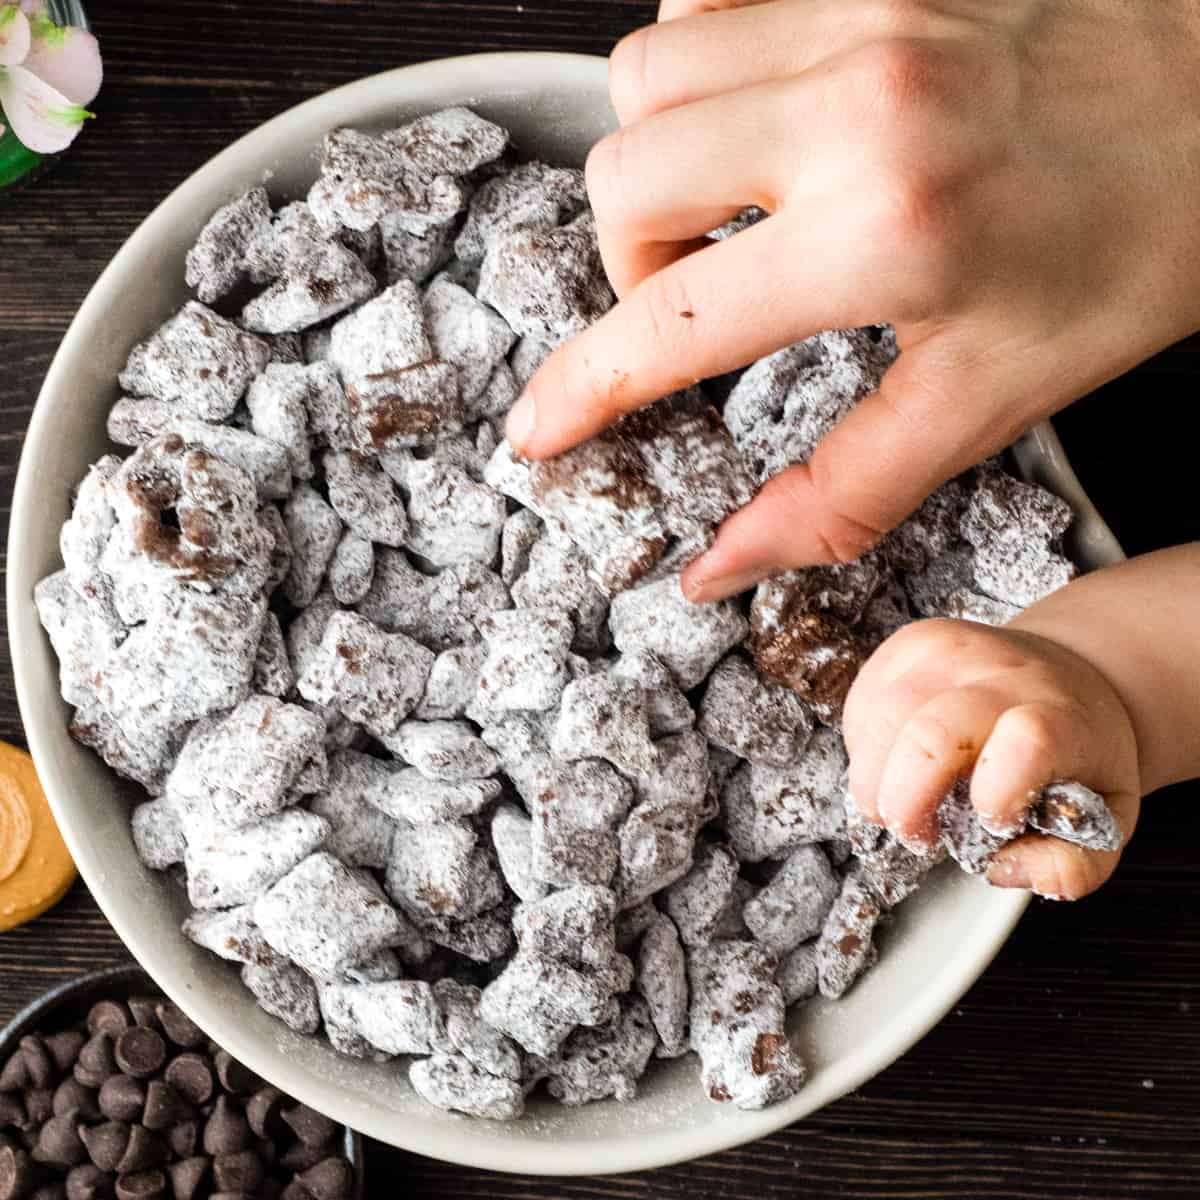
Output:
[23,22,101,104]
[0,63,90,152]
[0,6,31,67]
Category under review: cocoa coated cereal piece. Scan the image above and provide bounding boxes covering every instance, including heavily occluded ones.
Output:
[635,914,689,1059]
[489,803,546,904]
[384,820,485,920]
[816,871,881,999]
[33,571,126,711]
[253,851,406,980]
[1030,781,1121,852]
[281,484,342,609]
[380,719,499,783]
[902,544,977,619]
[403,460,506,567]
[184,808,330,910]
[474,608,574,715]
[307,772,400,871]
[414,643,486,721]
[423,274,516,409]
[261,504,293,594]
[252,612,295,698]
[379,212,454,285]
[549,674,657,778]
[130,799,185,871]
[386,105,509,180]
[743,845,841,953]
[477,212,614,345]
[118,303,270,421]
[240,959,321,1034]
[242,240,378,335]
[180,906,275,967]
[245,366,315,481]
[698,654,815,769]
[499,508,542,586]
[882,478,968,573]
[409,902,514,964]
[58,453,119,594]
[327,532,375,606]
[322,451,408,547]
[845,796,943,907]
[687,940,805,1110]
[243,200,368,280]
[409,1054,525,1121]
[542,995,657,1106]
[316,980,440,1057]
[776,941,820,1006]
[751,557,886,634]
[431,979,523,1082]
[610,576,749,691]
[363,766,499,827]
[663,842,740,950]
[720,728,848,863]
[937,778,1005,874]
[940,588,1022,626]
[610,650,695,738]
[296,611,434,739]
[511,534,609,654]
[185,187,272,303]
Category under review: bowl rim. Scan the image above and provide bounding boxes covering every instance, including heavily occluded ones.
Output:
[0,963,365,1196]
[7,51,1126,1176]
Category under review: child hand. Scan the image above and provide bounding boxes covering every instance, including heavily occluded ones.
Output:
[842,618,1141,900]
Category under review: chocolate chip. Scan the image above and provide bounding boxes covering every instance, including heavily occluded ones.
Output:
[53,1081,100,1125]
[65,1165,113,1200]
[161,1058,211,1109]
[152,1009,202,1053]
[114,1170,165,1200]
[165,1157,208,1200]
[73,1037,117,1090]
[280,1105,336,1150]
[43,1034,85,1078]
[210,1054,257,1098]
[97,1078,144,1125]
[297,1158,352,1200]
[124,1000,158,1033]
[211,1150,263,1195]
[279,1140,325,1173]
[0,1145,35,1200]
[164,1122,197,1163]
[78,1123,128,1174]
[140,1084,192,1134]
[31,1110,87,1167]
[86,1005,132,1040]
[0,1054,28,1093]
[112,1031,165,1082]
[23,1091,53,1130]
[0,1095,25,1131]
[115,1126,165,1176]
[242,1089,284,1141]
[17,1040,54,1092]
[201,1098,250,1157]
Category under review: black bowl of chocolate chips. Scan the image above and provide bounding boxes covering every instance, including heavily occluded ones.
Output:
[0,965,363,1200]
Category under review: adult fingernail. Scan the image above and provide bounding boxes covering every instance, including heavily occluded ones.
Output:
[506,392,536,453]
[683,563,766,604]
[987,854,1031,890]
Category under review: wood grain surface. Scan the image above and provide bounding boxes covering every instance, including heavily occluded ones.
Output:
[1,3,1197,1196]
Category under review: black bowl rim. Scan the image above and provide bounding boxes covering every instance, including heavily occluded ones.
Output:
[0,963,365,1197]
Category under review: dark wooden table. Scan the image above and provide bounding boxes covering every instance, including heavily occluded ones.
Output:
[2,3,1198,1196]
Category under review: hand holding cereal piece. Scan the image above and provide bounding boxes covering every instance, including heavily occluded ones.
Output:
[687,940,806,1111]
[844,618,1138,901]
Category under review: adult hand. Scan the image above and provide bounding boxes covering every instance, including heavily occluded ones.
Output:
[506,0,1200,600]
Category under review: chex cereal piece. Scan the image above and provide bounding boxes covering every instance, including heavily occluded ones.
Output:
[296,611,434,739]
[59,453,119,592]
[716,877,758,941]
[268,330,305,363]
[105,400,292,500]
[379,212,454,285]
[610,651,694,737]
[423,274,517,408]
[528,759,633,888]
[411,903,515,964]
[499,508,542,585]
[615,899,659,953]
[687,940,806,1109]
[752,557,886,635]
[184,186,272,303]
[328,530,375,605]
[776,941,820,1006]
[410,1054,525,1121]
[181,904,276,966]
[1030,781,1121,851]
[961,468,1076,607]
[34,570,126,710]
[941,588,1021,626]
[245,364,315,480]
[318,982,393,1062]
[709,205,768,239]
[386,105,509,179]
[432,979,523,1082]
[241,958,321,1034]
[253,850,406,979]
[119,301,270,421]
[902,544,978,618]
[721,728,849,862]
[346,946,403,984]
[281,482,343,608]
[415,643,486,721]
[845,797,943,908]
[751,608,866,725]
[609,576,749,690]
[512,885,623,969]
[490,803,547,903]
[184,808,330,910]
[478,212,614,344]
[307,765,400,870]
[473,360,520,422]
[723,327,896,482]
[386,819,486,919]
[883,478,968,573]
[131,797,185,870]
[510,335,553,389]
[253,615,294,700]
[663,841,740,949]
[242,239,378,334]
[635,914,689,1059]
[938,778,1005,874]
[743,845,840,953]
[381,719,499,782]
[856,579,913,648]
[329,277,430,375]
[284,588,336,679]
[244,200,377,279]
[358,550,510,651]
[512,535,609,654]
[543,995,658,1106]
[285,361,354,451]
[475,607,574,714]
[816,871,881,999]
[319,980,441,1055]
[455,161,587,264]
[404,459,506,567]
[323,450,409,546]
[550,674,657,778]
[165,695,325,835]
[698,654,815,769]
[479,715,555,806]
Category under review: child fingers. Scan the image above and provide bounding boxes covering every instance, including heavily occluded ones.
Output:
[987,817,1132,900]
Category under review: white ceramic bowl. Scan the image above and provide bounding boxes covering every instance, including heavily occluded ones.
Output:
[8,53,1125,1176]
